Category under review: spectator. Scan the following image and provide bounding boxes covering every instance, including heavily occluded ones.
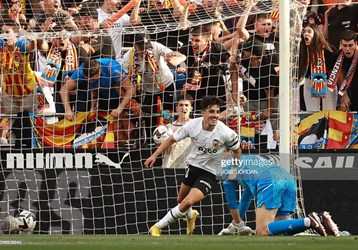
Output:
[303,10,324,31]
[162,94,193,168]
[0,20,48,144]
[59,58,136,121]
[72,2,114,60]
[97,0,131,61]
[233,38,279,148]
[62,0,83,16]
[131,0,184,50]
[187,0,221,22]
[32,0,78,32]
[39,28,90,115]
[27,0,45,20]
[235,3,281,134]
[323,0,358,50]
[5,1,28,30]
[236,0,279,72]
[310,0,356,17]
[299,23,336,111]
[327,30,358,112]
[308,0,327,22]
[205,21,236,51]
[179,0,223,34]
[121,34,186,134]
[179,25,231,111]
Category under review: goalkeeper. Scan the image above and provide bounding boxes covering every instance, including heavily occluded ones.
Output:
[220,154,328,236]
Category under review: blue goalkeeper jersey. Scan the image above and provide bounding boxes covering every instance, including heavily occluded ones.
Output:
[236,155,293,195]
[223,154,296,214]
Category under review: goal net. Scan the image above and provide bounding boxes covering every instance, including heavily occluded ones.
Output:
[0,0,305,234]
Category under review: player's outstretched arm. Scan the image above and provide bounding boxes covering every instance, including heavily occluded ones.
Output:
[144,136,177,168]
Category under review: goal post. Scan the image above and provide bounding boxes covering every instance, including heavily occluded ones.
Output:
[0,0,306,234]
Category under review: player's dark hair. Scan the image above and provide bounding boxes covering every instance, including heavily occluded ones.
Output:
[340,29,357,42]
[83,59,100,79]
[177,94,194,105]
[190,25,212,36]
[256,13,271,21]
[201,96,223,111]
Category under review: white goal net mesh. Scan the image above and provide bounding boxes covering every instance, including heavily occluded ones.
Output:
[0,0,305,234]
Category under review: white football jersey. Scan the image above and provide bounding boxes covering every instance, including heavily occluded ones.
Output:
[162,120,193,168]
[173,117,240,176]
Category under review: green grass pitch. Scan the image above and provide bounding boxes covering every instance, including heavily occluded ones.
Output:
[0,235,357,250]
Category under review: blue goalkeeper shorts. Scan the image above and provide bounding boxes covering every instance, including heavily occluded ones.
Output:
[256,178,297,216]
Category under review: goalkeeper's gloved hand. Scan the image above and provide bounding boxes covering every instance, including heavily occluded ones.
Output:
[218,221,255,235]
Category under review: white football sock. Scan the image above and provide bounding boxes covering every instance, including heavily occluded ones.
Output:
[185,206,193,219]
[156,204,186,228]
[304,218,311,228]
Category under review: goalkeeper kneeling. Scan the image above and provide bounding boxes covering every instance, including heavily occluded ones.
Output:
[219,155,331,236]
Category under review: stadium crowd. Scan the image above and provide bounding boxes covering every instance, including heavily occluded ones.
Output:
[0,0,356,152]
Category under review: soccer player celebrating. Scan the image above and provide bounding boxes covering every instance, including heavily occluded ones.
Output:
[144,96,241,236]
[220,154,339,236]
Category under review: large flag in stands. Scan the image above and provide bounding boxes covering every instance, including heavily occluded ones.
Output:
[30,112,116,149]
[29,110,358,149]
[298,110,358,149]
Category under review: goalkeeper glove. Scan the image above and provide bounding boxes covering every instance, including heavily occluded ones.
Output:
[218,221,255,235]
